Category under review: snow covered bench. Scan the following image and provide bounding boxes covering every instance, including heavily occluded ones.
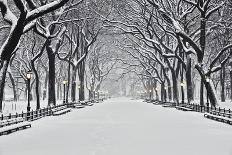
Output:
[0,117,24,127]
[153,100,162,105]
[86,102,94,106]
[176,105,193,111]
[162,102,176,108]
[204,113,232,125]
[0,121,31,136]
[52,108,72,116]
[73,104,85,109]
[80,100,94,106]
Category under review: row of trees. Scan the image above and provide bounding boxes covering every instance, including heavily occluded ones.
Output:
[0,0,116,112]
[1,0,231,112]
[103,0,232,107]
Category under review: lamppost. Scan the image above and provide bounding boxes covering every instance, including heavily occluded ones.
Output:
[63,80,68,104]
[149,89,152,101]
[206,77,210,108]
[77,84,81,101]
[180,81,185,104]
[164,86,168,101]
[26,70,32,120]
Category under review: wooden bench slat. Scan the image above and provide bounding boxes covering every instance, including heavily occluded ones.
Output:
[204,113,232,125]
[53,108,72,116]
[176,106,193,111]
[0,122,31,136]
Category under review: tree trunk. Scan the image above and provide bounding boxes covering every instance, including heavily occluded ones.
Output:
[46,45,56,106]
[161,82,165,102]
[78,61,85,101]
[71,67,78,102]
[220,66,226,102]
[230,69,232,101]
[186,56,194,103]
[8,71,17,101]
[204,79,218,107]
[0,61,10,111]
[200,79,204,106]
[164,72,172,101]
[31,62,40,110]
[171,69,179,104]
[57,82,60,100]
[43,73,48,100]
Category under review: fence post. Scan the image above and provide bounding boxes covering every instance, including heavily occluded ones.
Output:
[229,109,231,118]
[224,108,226,117]
[9,113,11,119]
[31,110,34,120]
[42,108,45,117]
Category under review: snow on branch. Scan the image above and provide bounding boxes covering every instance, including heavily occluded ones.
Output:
[26,0,71,24]
[210,44,232,69]
[0,0,17,25]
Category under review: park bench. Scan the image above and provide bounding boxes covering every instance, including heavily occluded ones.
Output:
[0,117,24,127]
[52,106,71,116]
[0,121,31,136]
[80,100,94,106]
[74,104,85,108]
[52,108,72,116]
[162,102,176,108]
[71,102,85,109]
[204,109,232,125]
[86,102,94,106]
[153,100,162,105]
[176,104,193,111]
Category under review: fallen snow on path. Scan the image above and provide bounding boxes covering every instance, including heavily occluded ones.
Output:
[0,98,232,155]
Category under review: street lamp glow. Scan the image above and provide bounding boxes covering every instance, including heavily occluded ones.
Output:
[228,66,232,71]
[149,89,152,93]
[180,81,185,87]
[63,80,68,84]
[206,77,210,83]
[26,70,33,79]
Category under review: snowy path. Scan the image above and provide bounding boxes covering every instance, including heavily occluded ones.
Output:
[0,98,232,155]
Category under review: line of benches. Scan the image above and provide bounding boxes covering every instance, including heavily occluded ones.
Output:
[0,99,101,136]
[204,109,232,125]
[175,104,193,111]
[0,117,31,136]
[146,99,232,125]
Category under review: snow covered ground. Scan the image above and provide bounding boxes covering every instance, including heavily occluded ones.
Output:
[0,97,232,155]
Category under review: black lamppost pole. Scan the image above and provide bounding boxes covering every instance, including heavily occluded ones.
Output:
[26,70,32,120]
[180,81,185,104]
[206,77,210,108]
[78,84,80,101]
[63,80,67,104]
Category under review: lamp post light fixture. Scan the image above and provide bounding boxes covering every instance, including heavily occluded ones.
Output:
[180,82,185,87]
[26,70,32,120]
[63,80,68,104]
